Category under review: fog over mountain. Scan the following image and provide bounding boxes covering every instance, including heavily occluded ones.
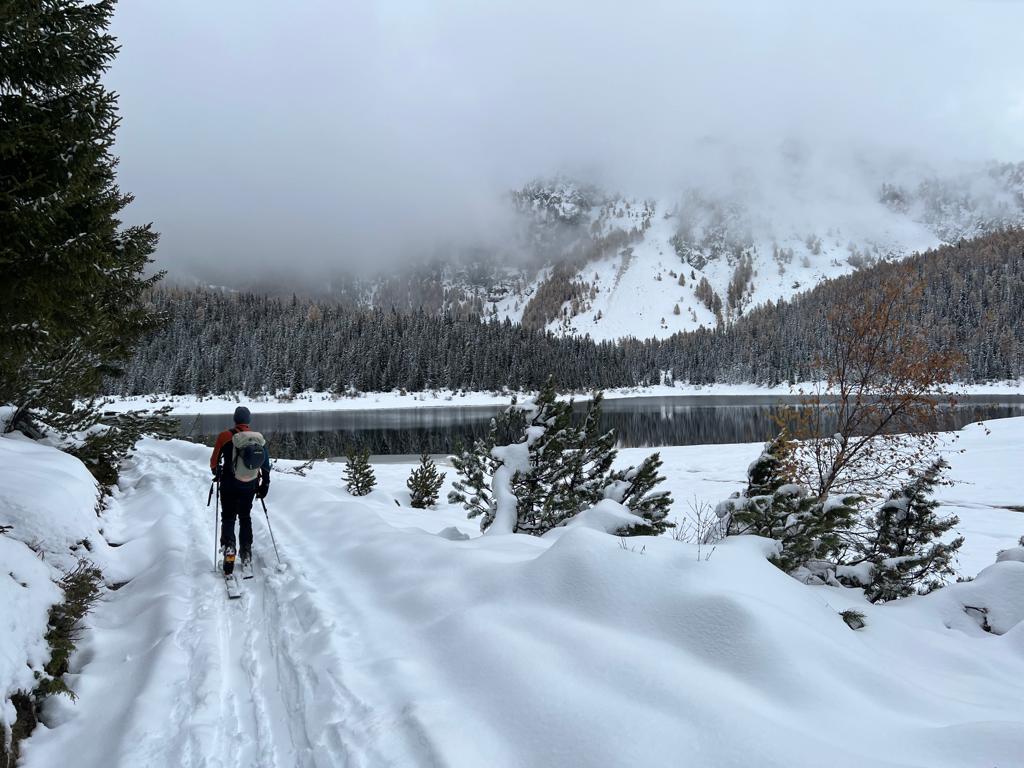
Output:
[107,1,1024,285]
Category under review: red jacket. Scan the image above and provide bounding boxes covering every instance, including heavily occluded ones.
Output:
[210,423,251,472]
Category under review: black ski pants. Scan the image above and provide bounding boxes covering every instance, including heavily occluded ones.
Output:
[220,482,256,556]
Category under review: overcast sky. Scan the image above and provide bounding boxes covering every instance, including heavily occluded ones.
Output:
[107,1,1024,280]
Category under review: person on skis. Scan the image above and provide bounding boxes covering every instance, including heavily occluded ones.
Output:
[210,406,270,575]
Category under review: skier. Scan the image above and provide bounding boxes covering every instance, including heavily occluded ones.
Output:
[210,406,270,576]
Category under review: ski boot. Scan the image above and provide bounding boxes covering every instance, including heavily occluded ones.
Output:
[240,549,254,579]
[223,544,236,575]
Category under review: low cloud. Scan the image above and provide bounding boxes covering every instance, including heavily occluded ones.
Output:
[107,0,1024,281]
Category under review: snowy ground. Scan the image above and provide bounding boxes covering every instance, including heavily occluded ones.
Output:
[99,380,1024,416]
[4,418,1023,767]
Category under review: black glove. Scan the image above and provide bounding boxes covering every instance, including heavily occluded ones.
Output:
[256,482,269,500]
[212,467,221,481]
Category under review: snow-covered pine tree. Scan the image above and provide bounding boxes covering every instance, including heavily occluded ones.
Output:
[564,391,618,507]
[453,381,673,536]
[842,459,964,602]
[407,452,446,509]
[717,434,861,577]
[449,420,502,531]
[510,378,580,534]
[343,447,376,496]
[607,452,674,536]
[1,0,161,435]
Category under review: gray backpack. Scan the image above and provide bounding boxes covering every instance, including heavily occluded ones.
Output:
[231,430,266,482]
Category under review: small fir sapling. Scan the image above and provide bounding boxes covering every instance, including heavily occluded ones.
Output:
[343,446,376,496]
[840,458,964,602]
[407,452,446,509]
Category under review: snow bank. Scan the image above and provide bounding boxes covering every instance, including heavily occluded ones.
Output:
[0,537,60,744]
[0,434,108,748]
[95,382,1024,416]
[0,436,109,571]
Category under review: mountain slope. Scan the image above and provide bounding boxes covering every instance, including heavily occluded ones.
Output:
[488,162,1024,340]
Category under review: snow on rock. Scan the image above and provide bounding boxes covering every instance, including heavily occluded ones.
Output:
[956,561,1024,635]
[996,544,1024,564]
[437,526,470,541]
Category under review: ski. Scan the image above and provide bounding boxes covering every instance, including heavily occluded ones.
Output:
[224,573,242,599]
[240,559,254,580]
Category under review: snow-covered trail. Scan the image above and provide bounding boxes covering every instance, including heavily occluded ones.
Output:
[21,440,432,768]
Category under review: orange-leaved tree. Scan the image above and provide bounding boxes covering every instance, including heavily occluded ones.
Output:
[782,272,963,502]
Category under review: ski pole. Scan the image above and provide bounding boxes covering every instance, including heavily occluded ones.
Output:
[259,497,282,565]
[212,481,220,572]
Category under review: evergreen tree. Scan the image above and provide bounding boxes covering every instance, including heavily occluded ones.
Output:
[407,452,446,509]
[343,446,376,496]
[718,434,860,576]
[608,452,674,536]
[1,0,161,432]
[110,228,1024,401]
[509,378,581,534]
[843,459,964,602]
[449,419,502,531]
[451,381,671,536]
[566,391,618,507]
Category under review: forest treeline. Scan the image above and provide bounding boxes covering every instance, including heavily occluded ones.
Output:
[110,230,1024,396]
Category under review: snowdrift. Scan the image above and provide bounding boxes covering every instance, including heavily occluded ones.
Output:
[0,433,107,750]
[287,482,1024,768]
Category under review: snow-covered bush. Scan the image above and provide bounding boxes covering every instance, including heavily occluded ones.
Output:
[995,536,1024,563]
[838,459,964,602]
[716,434,861,577]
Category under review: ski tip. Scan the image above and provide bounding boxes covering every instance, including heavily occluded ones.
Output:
[224,574,243,598]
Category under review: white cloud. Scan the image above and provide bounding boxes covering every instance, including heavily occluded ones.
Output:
[106,0,1024,278]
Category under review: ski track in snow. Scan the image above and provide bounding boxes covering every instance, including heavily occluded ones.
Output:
[25,445,430,768]
[164,449,433,768]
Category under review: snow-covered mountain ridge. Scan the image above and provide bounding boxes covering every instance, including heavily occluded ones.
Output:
[481,162,1024,340]
[243,161,1024,343]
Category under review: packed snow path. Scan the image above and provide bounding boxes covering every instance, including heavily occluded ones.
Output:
[21,441,434,768]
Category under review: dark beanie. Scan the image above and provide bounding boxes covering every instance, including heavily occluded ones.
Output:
[233,406,251,424]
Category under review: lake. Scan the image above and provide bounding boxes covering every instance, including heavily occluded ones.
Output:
[173,395,1024,460]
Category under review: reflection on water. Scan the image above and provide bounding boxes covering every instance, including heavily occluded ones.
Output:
[175,396,1024,460]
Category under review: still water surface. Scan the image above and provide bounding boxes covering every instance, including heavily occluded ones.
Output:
[175,396,1024,460]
